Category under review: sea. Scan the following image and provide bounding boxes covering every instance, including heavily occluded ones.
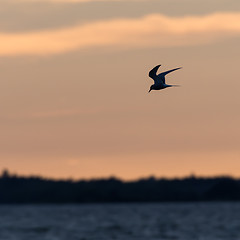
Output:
[0,202,240,240]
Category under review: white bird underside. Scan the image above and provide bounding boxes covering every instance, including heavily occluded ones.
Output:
[148,65,182,92]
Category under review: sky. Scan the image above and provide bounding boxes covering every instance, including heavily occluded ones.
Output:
[0,0,240,180]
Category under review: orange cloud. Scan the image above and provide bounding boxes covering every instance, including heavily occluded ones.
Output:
[1,12,240,56]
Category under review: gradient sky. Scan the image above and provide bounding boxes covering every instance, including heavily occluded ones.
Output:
[0,0,240,180]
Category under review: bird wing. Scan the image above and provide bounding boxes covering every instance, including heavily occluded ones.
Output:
[149,65,161,80]
[158,67,182,84]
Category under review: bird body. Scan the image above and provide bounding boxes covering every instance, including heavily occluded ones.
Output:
[148,65,181,92]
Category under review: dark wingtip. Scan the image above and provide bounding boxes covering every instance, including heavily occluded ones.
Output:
[149,64,161,78]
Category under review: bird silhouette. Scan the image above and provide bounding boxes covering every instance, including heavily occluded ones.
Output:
[148,65,182,92]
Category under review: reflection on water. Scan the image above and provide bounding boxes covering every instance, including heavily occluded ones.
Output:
[0,202,240,240]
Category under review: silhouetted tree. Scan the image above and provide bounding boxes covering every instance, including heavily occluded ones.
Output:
[0,169,240,203]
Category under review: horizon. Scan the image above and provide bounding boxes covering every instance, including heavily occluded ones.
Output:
[1,168,239,182]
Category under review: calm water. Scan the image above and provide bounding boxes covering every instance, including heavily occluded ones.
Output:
[0,202,240,240]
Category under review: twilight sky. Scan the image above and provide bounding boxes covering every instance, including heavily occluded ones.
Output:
[0,0,240,179]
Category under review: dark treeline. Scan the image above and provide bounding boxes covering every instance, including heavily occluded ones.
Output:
[1,170,240,203]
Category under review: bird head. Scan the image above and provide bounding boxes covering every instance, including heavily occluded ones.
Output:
[148,85,153,93]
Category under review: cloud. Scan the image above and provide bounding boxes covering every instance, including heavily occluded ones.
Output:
[1,12,240,56]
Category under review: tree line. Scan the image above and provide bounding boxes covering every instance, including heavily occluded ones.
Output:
[1,170,240,203]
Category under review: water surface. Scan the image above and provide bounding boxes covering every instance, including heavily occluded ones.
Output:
[0,202,240,240]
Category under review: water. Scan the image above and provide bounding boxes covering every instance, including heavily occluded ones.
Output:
[0,202,240,240]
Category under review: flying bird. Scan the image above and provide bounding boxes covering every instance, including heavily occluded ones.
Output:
[148,65,182,92]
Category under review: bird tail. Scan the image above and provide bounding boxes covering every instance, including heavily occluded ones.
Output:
[170,85,181,87]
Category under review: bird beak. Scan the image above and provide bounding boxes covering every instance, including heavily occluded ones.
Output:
[148,89,151,93]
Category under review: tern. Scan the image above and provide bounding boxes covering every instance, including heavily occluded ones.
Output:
[148,65,182,92]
